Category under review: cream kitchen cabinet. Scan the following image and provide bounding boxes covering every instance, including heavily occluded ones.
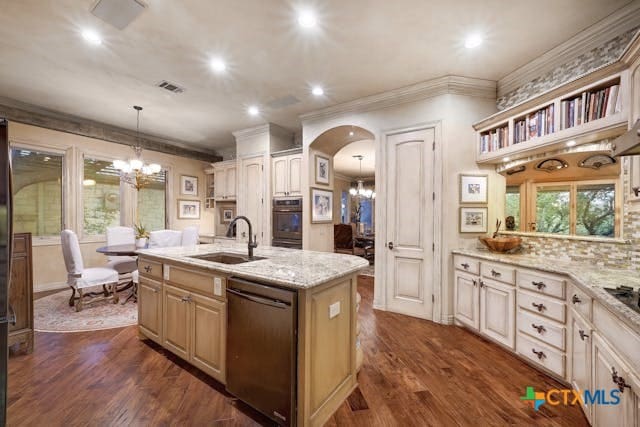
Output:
[272,153,302,198]
[480,278,515,349]
[138,276,162,345]
[162,284,191,360]
[453,270,479,330]
[570,310,592,422]
[213,161,237,201]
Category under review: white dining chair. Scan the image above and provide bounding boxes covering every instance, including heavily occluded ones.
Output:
[61,230,119,311]
[181,226,199,246]
[105,226,138,274]
[149,229,183,248]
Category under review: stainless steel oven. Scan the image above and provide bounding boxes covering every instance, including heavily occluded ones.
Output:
[272,198,302,249]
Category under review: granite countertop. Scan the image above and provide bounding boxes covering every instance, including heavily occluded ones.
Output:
[137,242,369,289]
[452,248,640,334]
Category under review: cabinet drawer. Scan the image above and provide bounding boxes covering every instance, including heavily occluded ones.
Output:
[167,265,226,300]
[139,259,163,280]
[517,332,565,378]
[453,255,480,275]
[517,269,566,299]
[517,309,565,350]
[568,286,592,321]
[517,289,566,323]
[481,262,515,285]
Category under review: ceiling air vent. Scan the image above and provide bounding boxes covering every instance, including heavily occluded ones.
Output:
[91,0,146,30]
[156,80,185,94]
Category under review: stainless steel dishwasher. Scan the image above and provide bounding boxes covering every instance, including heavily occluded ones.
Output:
[226,277,297,426]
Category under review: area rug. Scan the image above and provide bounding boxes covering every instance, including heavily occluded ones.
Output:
[34,290,138,333]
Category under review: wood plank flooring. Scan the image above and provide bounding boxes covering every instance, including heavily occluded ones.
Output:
[8,276,588,426]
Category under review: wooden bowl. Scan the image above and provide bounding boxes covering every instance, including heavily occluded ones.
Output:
[478,236,522,253]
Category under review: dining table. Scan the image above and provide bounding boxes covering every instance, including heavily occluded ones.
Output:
[96,244,140,304]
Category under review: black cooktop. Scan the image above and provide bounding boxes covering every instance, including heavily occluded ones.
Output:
[604,286,640,313]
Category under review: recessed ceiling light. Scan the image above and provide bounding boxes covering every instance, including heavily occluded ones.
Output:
[210,58,226,73]
[503,156,510,162]
[298,10,317,28]
[349,131,354,136]
[566,140,577,147]
[247,106,259,116]
[81,29,102,45]
[464,34,482,49]
[312,86,324,96]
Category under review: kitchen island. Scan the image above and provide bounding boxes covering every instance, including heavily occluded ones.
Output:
[136,242,369,427]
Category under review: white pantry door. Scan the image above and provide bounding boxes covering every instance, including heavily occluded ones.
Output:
[385,128,435,319]
[239,156,264,244]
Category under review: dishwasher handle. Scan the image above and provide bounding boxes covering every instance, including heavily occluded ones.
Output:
[227,288,290,309]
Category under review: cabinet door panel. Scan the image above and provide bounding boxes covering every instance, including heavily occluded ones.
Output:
[272,157,288,197]
[570,311,591,421]
[454,271,479,330]
[225,166,237,199]
[214,169,226,199]
[480,279,515,349]
[191,294,226,383]
[288,155,302,196]
[138,277,162,344]
[162,285,190,359]
[592,333,631,427]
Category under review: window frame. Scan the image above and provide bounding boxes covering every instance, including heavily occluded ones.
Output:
[515,178,621,238]
[135,167,169,231]
[10,142,68,245]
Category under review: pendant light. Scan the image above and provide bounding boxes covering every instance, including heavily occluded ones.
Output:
[349,155,375,199]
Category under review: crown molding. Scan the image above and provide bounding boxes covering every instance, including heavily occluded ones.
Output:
[497,2,640,98]
[232,122,293,141]
[300,75,496,124]
[0,96,221,162]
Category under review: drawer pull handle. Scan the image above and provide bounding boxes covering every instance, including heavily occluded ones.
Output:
[532,281,546,290]
[479,280,485,288]
[611,367,632,393]
[181,296,192,303]
[571,294,582,304]
[144,265,152,273]
[461,263,470,270]
[491,269,501,277]
[578,330,589,341]
[531,302,546,312]
[531,323,546,334]
[532,349,545,360]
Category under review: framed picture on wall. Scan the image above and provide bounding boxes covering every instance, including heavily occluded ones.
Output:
[315,155,330,185]
[459,174,488,204]
[177,199,201,219]
[310,187,333,223]
[459,207,488,233]
[222,208,234,222]
[180,175,198,196]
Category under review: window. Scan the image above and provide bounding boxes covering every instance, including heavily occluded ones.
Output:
[137,171,167,231]
[11,148,63,237]
[355,198,374,234]
[83,157,121,236]
[505,186,521,230]
[341,191,349,224]
[532,180,617,237]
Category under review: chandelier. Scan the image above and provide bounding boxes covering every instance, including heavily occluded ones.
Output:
[112,106,162,190]
[349,155,375,199]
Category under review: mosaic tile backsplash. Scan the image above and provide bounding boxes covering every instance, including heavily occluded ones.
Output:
[497,27,639,110]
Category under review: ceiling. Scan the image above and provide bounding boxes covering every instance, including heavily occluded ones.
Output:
[0,0,631,151]
[334,140,375,178]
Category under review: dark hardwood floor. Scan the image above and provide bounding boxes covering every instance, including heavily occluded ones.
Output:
[8,276,588,426]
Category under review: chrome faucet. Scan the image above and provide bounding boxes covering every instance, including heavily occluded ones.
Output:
[226,215,258,258]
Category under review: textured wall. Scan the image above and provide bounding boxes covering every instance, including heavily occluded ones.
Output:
[497,27,639,110]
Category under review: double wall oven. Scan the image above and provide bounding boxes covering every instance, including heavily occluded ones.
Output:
[272,198,302,249]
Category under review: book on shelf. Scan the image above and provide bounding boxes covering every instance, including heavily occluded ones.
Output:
[563,83,620,130]
[479,126,508,154]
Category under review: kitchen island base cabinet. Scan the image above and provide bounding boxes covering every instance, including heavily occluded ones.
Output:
[163,284,190,360]
[138,277,162,344]
[191,293,226,382]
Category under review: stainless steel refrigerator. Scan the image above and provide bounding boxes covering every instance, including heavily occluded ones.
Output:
[0,118,11,426]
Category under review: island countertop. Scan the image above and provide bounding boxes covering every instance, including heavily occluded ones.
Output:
[137,242,369,289]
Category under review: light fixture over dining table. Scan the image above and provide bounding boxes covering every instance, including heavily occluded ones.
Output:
[112,106,162,190]
[349,155,375,199]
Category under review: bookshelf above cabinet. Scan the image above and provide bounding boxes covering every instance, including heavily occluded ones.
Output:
[474,70,630,165]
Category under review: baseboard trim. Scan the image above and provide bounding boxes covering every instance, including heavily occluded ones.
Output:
[440,314,455,325]
[35,281,67,294]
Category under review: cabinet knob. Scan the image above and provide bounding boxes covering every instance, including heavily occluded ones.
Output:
[531,349,545,360]
[531,323,546,334]
[531,302,545,312]
[578,330,589,341]
[571,294,582,304]
[479,280,485,288]
[532,281,546,290]
[611,367,631,393]
[491,269,501,277]
[461,263,469,270]
[472,279,477,287]
[144,265,152,273]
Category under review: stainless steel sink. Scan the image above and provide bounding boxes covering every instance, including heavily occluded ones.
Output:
[188,252,266,264]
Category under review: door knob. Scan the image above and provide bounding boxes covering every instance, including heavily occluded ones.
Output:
[387,242,394,250]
